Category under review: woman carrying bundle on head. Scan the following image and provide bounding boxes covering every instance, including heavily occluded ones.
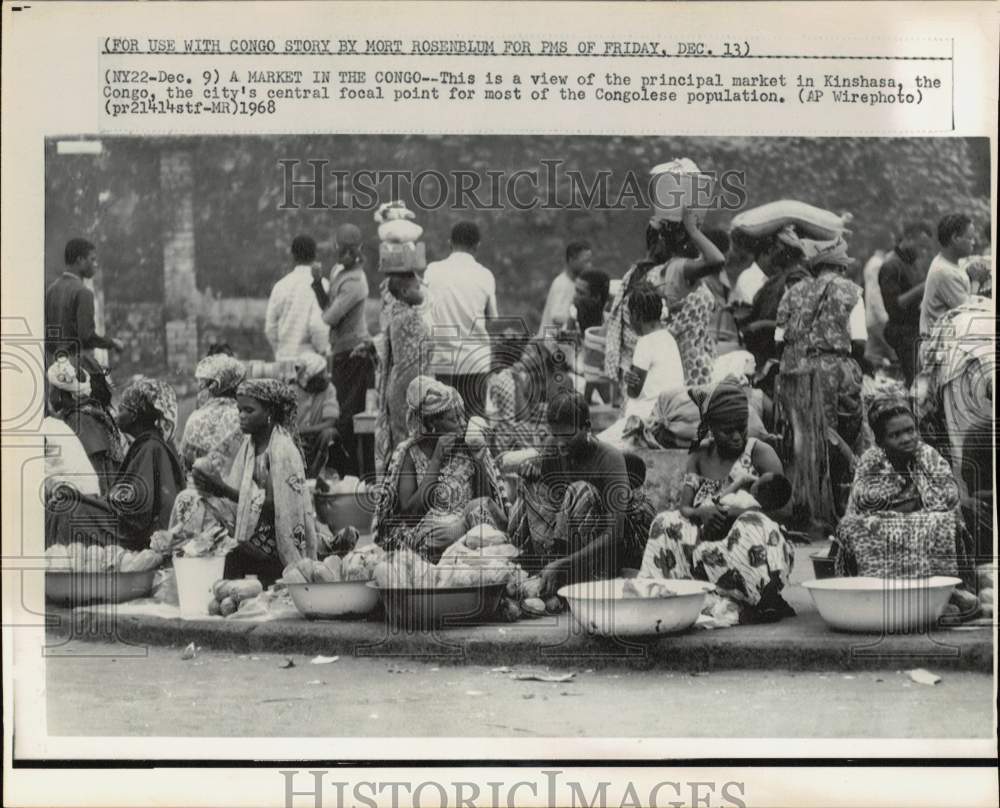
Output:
[190,379,317,586]
[373,376,509,563]
[46,378,185,550]
[638,377,796,624]
[605,208,725,397]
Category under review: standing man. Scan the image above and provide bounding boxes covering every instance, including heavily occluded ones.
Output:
[879,221,934,386]
[311,223,373,477]
[265,234,330,361]
[425,221,498,418]
[920,214,979,338]
[538,241,592,336]
[45,238,123,373]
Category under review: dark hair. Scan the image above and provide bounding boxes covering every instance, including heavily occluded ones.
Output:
[900,221,933,242]
[753,473,792,511]
[64,238,95,266]
[731,228,801,268]
[387,272,417,300]
[291,234,317,263]
[450,221,481,250]
[578,269,610,307]
[206,342,234,357]
[937,214,973,248]
[645,220,695,262]
[704,228,731,256]
[871,403,915,443]
[627,281,663,325]
[546,391,589,429]
[565,241,591,263]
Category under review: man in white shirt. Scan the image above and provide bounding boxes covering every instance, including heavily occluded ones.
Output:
[538,241,592,336]
[920,213,978,337]
[425,221,498,417]
[727,229,767,308]
[264,235,330,361]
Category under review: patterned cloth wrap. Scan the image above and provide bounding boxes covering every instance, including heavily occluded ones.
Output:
[118,377,179,442]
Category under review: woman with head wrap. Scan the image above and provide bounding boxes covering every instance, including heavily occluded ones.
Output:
[373,376,509,563]
[775,236,868,450]
[832,396,979,615]
[46,356,128,494]
[45,377,185,552]
[374,271,434,475]
[637,376,797,624]
[292,351,343,478]
[169,354,248,537]
[605,208,725,396]
[190,378,317,586]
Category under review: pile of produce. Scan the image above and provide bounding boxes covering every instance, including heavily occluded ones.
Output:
[207,577,264,617]
[44,543,162,573]
[174,525,237,558]
[280,543,386,585]
[977,566,994,619]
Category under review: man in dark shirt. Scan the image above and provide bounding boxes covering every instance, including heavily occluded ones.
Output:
[878,221,934,386]
[44,239,122,372]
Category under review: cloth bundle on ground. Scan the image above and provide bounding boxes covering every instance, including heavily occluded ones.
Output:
[730,200,851,241]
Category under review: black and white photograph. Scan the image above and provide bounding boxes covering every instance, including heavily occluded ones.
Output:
[36,133,994,739]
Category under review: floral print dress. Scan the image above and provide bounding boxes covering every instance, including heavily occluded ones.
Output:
[834,442,973,581]
[638,437,795,610]
[776,272,864,448]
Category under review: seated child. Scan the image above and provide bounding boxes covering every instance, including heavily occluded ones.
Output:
[293,352,343,478]
[716,471,792,515]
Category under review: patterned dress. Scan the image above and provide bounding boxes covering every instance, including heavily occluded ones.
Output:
[605,259,716,391]
[834,442,974,580]
[374,296,434,476]
[639,437,795,609]
[776,272,864,447]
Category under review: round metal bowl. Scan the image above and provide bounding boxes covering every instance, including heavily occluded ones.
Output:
[558,578,714,637]
[802,576,961,633]
[369,582,506,628]
[45,570,156,606]
[285,580,380,620]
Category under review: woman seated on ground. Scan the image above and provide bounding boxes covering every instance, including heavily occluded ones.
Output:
[46,378,185,550]
[191,379,317,586]
[170,353,247,536]
[832,396,979,613]
[508,392,653,595]
[292,352,343,478]
[374,376,510,564]
[638,377,796,623]
[46,357,128,494]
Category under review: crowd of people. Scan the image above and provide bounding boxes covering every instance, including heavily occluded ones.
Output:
[41,186,993,624]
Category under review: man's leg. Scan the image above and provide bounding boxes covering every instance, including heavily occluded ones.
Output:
[331,349,374,477]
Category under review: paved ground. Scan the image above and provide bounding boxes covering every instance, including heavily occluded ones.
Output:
[46,639,994,738]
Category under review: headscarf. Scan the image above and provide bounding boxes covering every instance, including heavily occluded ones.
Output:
[194,354,247,398]
[867,394,913,439]
[404,375,464,437]
[236,379,298,431]
[800,236,855,270]
[294,351,328,387]
[118,377,179,441]
[47,357,92,398]
[689,375,750,450]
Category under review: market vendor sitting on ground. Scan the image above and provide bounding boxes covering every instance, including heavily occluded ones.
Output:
[46,378,185,550]
[638,377,796,624]
[508,392,646,596]
[832,395,979,615]
[374,375,510,564]
[191,379,318,586]
[292,351,342,478]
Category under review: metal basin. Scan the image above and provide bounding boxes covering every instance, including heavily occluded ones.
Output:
[370,582,506,628]
[285,580,381,620]
[558,577,713,637]
[802,576,960,633]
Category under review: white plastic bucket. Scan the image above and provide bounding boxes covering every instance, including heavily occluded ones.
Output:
[174,556,226,619]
